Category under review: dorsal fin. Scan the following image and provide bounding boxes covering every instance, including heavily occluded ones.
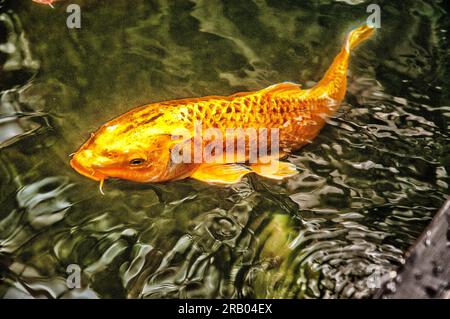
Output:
[258,82,301,95]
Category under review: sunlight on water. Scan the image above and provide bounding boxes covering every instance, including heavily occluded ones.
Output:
[0,0,449,298]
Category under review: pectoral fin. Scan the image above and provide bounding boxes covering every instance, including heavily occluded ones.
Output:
[191,164,251,184]
[249,160,298,180]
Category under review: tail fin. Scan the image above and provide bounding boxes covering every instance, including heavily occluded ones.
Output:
[314,24,375,101]
[344,24,375,52]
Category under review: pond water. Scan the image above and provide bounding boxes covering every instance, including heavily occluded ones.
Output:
[0,0,449,298]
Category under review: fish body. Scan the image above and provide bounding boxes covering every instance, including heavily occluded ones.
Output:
[71,25,374,186]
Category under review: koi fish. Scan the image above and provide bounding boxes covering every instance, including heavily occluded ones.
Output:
[70,25,374,189]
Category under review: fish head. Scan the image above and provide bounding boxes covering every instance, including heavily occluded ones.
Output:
[70,121,192,183]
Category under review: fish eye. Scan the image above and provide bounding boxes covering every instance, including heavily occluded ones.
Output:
[129,158,146,166]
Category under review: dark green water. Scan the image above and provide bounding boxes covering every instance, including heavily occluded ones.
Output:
[0,0,449,298]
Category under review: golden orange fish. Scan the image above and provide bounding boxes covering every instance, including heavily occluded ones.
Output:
[71,25,374,189]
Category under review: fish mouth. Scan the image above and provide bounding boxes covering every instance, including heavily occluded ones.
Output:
[70,158,107,182]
